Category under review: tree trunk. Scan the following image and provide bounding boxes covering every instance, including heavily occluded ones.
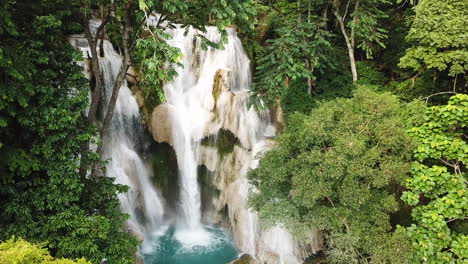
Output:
[92,1,133,177]
[305,59,314,95]
[83,21,104,124]
[80,5,114,179]
[80,18,106,180]
[332,1,359,83]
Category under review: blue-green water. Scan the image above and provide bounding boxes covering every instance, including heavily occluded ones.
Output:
[142,227,238,264]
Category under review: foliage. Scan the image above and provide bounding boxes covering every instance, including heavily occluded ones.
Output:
[0,238,90,264]
[346,0,390,59]
[251,18,333,107]
[134,29,182,108]
[280,81,316,115]
[0,1,137,263]
[355,61,388,86]
[399,0,468,76]
[250,86,421,263]
[400,94,468,263]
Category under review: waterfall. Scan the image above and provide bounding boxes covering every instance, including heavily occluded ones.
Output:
[71,19,322,263]
[159,26,258,248]
[156,25,323,263]
[69,29,165,240]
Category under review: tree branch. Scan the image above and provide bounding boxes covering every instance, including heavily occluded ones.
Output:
[350,0,359,48]
[423,92,457,104]
[93,5,114,43]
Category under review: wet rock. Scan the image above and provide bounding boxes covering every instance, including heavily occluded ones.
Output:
[132,89,144,107]
[212,69,231,109]
[149,103,173,146]
[270,103,285,134]
[229,254,257,264]
[124,222,145,243]
[126,65,138,86]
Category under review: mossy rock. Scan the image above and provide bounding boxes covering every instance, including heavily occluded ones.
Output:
[197,165,219,216]
[230,254,256,264]
[201,129,239,159]
[147,142,179,207]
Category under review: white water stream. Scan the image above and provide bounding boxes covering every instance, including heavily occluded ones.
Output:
[161,26,256,248]
[69,30,165,240]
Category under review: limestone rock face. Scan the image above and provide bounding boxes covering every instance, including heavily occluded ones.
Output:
[150,103,173,146]
[199,142,323,264]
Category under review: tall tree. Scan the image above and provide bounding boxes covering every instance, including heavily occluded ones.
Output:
[250,0,334,109]
[251,17,333,107]
[331,0,389,82]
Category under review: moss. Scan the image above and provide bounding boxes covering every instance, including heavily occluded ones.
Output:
[201,129,239,159]
[146,142,179,207]
[231,254,256,264]
[197,165,219,215]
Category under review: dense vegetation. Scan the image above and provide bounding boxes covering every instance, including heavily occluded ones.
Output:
[248,0,467,263]
[0,0,466,263]
[0,1,138,263]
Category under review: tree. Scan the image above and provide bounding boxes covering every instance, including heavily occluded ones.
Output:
[250,0,334,110]
[399,0,468,78]
[251,18,333,107]
[249,86,419,263]
[331,0,389,82]
[0,1,137,263]
[400,94,468,263]
[0,237,91,264]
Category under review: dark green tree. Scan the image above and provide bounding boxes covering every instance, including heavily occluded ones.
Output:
[331,0,390,82]
[251,18,333,107]
[0,1,137,263]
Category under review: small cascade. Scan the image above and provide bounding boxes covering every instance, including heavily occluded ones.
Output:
[69,29,165,241]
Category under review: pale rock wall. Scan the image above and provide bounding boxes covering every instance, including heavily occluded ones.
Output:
[148,67,323,263]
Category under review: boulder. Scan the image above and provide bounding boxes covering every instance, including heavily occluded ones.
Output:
[135,254,144,264]
[126,65,138,86]
[229,254,257,264]
[150,103,173,146]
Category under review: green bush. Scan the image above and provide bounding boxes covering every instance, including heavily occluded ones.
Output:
[0,238,91,264]
[356,61,388,86]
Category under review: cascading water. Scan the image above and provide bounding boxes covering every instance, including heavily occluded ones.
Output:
[100,41,165,236]
[162,26,252,247]
[149,24,323,263]
[69,27,165,241]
